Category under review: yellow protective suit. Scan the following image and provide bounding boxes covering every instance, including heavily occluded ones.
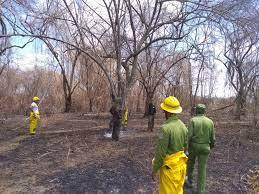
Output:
[29,112,40,135]
[159,151,188,194]
[123,108,128,127]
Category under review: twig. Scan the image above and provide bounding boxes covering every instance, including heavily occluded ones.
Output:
[49,177,59,183]
[38,152,52,159]
[38,150,59,160]
[66,146,71,162]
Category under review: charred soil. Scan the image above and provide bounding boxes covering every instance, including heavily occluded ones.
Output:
[0,113,258,193]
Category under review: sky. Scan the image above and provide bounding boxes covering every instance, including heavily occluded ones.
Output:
[11,37,50,70]
[214,62,235,97]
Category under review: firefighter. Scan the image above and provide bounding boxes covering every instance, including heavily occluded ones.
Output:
[123,108,128,128]
[186,104,215,194]
[152,96,188,194]
[29,96,40,135]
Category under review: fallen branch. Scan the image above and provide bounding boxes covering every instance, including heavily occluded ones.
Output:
[38,150,59,160]
[210,103,235,112]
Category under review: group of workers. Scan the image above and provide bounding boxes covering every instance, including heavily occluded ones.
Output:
[28,95,215,194]
[152,96,215,194]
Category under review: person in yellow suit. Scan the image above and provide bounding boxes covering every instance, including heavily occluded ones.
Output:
[123,108,128,128]
[29,96,40,135]
[152,96,188,194]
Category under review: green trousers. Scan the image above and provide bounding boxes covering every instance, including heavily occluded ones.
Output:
[187,143,210,194]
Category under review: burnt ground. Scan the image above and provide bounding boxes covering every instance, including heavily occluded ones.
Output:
[0,113,258,194]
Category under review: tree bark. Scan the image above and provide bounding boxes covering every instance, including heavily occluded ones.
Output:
[64,94,72,113]
[63,74,73,113]
[144,91,154,116]
[89,98,93,112]
[148,115,155,132]
[110,98,122,141]
[252,90,258,129]
[136,85,143,113]
[235,90,246,120]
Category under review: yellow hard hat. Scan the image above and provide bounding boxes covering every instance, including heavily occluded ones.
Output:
[160,96,182,114]
[33,96,40,102]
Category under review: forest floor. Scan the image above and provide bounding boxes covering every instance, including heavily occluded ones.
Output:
[0,113,258,194]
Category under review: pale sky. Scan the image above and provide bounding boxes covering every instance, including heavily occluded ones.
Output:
[11,37,50,70]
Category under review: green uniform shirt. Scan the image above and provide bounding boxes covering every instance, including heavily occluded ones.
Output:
[188,114,215,147]
[153,115,188,173]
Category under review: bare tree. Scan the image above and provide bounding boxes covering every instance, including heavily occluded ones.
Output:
[52,0,202,140]
[78,57,109,112]
[19,0,83,112]
[42,39,81,112]
[137,44,189,116]
[219,26,259,119]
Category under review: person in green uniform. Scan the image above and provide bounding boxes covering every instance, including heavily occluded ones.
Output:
[186,104,215,194]
[152,96,188,194]
[148,102,156,132]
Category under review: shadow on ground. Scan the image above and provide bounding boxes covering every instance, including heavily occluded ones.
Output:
[43,157,155,193]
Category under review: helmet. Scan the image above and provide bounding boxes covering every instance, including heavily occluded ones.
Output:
[196,104,206,114]
[33,96,40,102]
[196,104,206,110]
[160,96,182,114]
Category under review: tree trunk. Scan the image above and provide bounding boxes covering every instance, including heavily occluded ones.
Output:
[235,90,246,120]
[64,94,72,113]
[252,88,258,129]
[136,97,141,113]
[187,62,195,115]
[136,86,143,113]
[112,117,122,141]
[110,98,122,141]
[148,115,155,132]
[144,92,154,116]
[63,74,72,113]
[89,98,93,112]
